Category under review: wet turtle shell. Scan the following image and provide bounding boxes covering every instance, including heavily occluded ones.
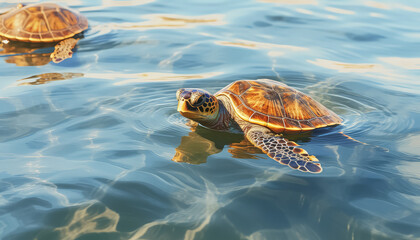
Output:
[0,3,88,43]
[216,79,342,133]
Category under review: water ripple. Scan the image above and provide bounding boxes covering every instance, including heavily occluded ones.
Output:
[1,0,420,239]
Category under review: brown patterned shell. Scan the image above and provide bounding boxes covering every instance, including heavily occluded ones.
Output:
[0,3,88,43]
[217,79,342,133]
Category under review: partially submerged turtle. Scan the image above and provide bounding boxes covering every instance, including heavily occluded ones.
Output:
[0,3,88,63]
[176,79,342,173]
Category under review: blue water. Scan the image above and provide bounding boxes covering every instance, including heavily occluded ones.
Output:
[0,0,420,239]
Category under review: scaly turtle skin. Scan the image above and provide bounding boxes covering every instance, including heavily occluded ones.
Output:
[0,3,88,63]
[176,79,342,173]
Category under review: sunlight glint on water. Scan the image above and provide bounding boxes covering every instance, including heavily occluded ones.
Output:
[0,0,419,239]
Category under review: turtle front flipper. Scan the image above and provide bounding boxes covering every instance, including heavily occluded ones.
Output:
[246,128,322,173]
[50,38,79,63]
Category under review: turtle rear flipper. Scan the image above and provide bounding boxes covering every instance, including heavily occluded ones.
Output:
[247,128,322,173]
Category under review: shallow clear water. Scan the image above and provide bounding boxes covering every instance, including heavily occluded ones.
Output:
[0,0,419,239]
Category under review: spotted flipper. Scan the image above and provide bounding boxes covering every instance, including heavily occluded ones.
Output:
[50,38,79,63]
[247,130,322,173]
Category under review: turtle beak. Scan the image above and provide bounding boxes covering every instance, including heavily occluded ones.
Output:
[177,94,204,120]
[177,100,202,120]
[177,99,189,113]
[177,90,190,112]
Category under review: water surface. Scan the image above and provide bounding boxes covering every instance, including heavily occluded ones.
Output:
[0,0,419,239]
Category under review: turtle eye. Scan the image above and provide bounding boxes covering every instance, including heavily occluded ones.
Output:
[192,96,205,106]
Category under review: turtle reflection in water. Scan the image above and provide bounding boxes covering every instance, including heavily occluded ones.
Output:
[18,72,84,86]
[175,79,342,173]
[0,3,88,65]
[173,122,264,165]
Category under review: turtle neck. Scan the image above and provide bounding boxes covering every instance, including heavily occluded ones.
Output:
[199,98,231,131]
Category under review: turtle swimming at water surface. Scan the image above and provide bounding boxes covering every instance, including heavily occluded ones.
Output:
[176,79,342,173]
[0,3,88,63]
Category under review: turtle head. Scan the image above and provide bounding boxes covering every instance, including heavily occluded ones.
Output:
[176,88,219,122]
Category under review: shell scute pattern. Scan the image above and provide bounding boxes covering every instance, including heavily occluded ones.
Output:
[0,3,88,42]
[61,9,79,25]
[227,80,251,95]
[267,118,285,132]
[217,79,342,133]
[26,6,41,13]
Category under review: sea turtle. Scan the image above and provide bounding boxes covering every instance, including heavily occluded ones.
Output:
[176,79,342,173]
[0,3,88,63]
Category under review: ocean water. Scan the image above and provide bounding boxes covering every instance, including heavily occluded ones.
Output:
[0,0,419,239]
